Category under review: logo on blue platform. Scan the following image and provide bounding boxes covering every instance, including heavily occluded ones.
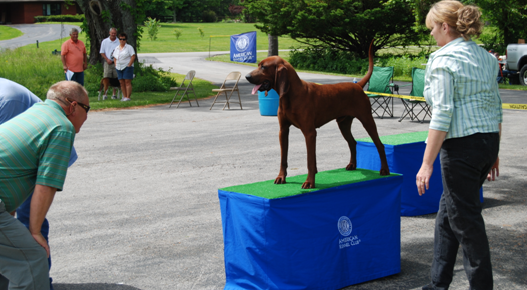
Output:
[338,216,352,236]
[338,216,360,250]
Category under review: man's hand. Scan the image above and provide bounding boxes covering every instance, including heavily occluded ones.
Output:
[83,63,88,70]
[30,185,56,257]
[63,65,68,73]
[106,58,113,65]
[32,232,50,258]
[487,157,499,181]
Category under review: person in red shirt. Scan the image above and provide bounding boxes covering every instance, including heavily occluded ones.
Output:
[61,28,87,86]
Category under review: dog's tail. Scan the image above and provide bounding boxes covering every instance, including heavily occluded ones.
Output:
[357,40,374,89]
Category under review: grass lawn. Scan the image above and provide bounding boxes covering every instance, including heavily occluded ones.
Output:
[89,73,218,111]
[0,25,24,41]
[139,23,304,53]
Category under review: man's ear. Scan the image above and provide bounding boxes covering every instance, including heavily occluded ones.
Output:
[275,64,289,97]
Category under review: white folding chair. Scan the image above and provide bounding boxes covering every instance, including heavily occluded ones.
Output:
[209,71,242,110]
[169,70,198,108]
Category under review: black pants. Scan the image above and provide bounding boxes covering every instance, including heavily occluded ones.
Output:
[430,133,500,290]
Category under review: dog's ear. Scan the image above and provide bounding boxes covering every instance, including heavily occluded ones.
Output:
[275,64,289,97]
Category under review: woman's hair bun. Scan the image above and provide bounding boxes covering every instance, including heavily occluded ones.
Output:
[456,5,483,39]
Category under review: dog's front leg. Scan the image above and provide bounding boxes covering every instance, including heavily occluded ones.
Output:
[302,128,317,189]
[275,124,290,184]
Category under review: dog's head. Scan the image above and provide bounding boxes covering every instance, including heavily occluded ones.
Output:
[245,56,289,97]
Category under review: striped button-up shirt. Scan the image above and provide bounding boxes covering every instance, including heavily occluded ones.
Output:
[0,100,75,212]
[423,37,502,139]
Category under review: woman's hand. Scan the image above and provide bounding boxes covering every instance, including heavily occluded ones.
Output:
[416,163,433,196]
[487,156,499,181]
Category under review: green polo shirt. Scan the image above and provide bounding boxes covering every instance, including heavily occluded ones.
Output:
[0,99,75,212]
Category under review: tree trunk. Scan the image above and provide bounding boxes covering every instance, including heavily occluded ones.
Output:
[268,34,278,57]
[75,0,139,65]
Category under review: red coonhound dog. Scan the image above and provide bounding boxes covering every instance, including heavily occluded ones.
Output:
[246,41,390,189]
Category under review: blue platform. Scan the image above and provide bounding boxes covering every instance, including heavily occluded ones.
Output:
[219,168,403,290]
[356,131,483,216]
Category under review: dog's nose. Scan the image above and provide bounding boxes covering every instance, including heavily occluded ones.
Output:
[245,74,253,82]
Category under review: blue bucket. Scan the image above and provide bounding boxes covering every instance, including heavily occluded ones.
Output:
[258,89,280,116]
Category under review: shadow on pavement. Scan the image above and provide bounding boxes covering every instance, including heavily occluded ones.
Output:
[54,284,142,290]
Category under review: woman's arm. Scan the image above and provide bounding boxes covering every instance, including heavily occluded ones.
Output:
[128,53,136,67]
[487,123,501,181]
[416,129,447,195]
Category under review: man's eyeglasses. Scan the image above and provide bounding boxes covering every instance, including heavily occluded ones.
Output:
[65,97,90,113]
[119,38,127,41]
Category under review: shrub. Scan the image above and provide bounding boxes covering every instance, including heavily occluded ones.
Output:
[144,17,162,41]
[34,14,84,23]
[133,63,177,92]
[173,29,182,40]
[289,47,427,78]
[197,27,205,39]
[202,10,217,23]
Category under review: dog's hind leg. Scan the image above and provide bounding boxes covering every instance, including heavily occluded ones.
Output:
[357,114,390,176]
[337,116,358,171]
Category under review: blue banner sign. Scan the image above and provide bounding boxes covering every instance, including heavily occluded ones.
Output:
[230,31,257,63]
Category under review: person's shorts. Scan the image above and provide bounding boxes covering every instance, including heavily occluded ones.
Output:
[103,61,118,78]
[116,66,134,80]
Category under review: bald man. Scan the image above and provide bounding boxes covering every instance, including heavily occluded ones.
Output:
[0,81,89,290]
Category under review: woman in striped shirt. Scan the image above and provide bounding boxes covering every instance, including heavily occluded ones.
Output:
[417,1,502,289]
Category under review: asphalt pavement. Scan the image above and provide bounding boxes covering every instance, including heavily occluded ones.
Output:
[0,24,81,49]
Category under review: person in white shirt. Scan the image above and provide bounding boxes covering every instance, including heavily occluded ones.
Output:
[112,32,136,102]
[99,27,120,99]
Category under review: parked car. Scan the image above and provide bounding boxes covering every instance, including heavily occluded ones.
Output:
[505,43,527,85]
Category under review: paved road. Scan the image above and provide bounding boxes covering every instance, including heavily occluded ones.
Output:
[0,24,81,49]
[29,51,527,289]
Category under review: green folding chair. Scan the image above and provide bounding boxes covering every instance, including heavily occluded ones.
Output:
[398,67,431,123]
[366,66,395,118]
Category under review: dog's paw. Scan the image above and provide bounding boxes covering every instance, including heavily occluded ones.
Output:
[379,167,390,176]
[345,163,357,171]
[274,176,286,184]
[301,181,315,189]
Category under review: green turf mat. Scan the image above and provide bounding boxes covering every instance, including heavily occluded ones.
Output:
[220,168,400,199]
[356,131,428,145]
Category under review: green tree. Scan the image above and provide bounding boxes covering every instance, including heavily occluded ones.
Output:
[474,0,527,45]
[244,0,425,58]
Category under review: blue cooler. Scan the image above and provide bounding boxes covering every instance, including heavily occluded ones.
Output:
[258,89,279,116]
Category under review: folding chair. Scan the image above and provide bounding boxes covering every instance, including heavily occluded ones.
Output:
[398,67,431,123]
[169,70,198,108]
[366,66,395,118]
[209,71,242,110]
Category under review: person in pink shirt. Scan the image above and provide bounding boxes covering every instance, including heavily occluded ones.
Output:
[61,28,87,86]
